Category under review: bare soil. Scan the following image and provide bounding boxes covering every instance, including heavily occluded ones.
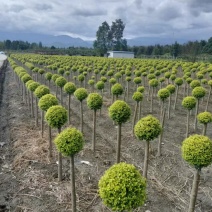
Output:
[0,61,211,212]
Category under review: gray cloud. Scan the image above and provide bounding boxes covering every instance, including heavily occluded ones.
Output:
[0,0,211,41]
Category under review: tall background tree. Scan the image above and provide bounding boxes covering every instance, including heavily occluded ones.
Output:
[93,19,127,56]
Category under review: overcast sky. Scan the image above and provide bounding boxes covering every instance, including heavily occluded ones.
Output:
[0,0,212,41]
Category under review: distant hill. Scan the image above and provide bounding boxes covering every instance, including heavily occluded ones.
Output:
[0,32,93,48]
[0,31,189,48]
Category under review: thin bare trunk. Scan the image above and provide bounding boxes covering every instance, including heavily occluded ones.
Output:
[116,124,122,163]
[157,108,165,156]
[68,94,71,125]
[188,169,200,212]
[205,86,211,111]
[35,97,38,127]
[48,126,52,158]
[80,101,83,134]
[58,127,62,182]
[194,99,199,131]
[143,141,149,179]
[132,102,138,134]
[173,85,179,110]
[70,155,76,212]
[41,110,44,138]
[92,110,97,152]
[186,110,190,138]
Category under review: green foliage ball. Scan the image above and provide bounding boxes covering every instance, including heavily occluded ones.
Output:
[38,69,45,75]
[27,82,40,92]
[45,105,68,129]
[64,82,76,95]
[157,88,170,101]
[95,81,104,90]
[132,92,143,102]
[192,86,206,99]
[182,134,212,170]
[137,86,145,93]
[55,76,67,88]
[149,79,159,87]
[208,80,212,87]
[87,93,103,111]
[126,76,131,82]
[109,100,131,124]
[54,127,84,156]
[38,94,58,111]
[197,112,212,124]
[101,76,107,83]
[111,83,123,96]
[21,74,32,84]
[98,162,146,211]
[182,96,196,110]
[164,72,171,79]
[190,80,201,89]
[78,74,85,82]
[88,79,95,86]
[109,78,117,85]
[166,84,176,94]
[74,88,88,102]
[134,115,162,141]
[58,68,65,75]
[34,85,50,99]
[133,77,142,85]
[174,77,183,86]
[52,74,60,82]
[25,80,34,88]
[45,72,53,81]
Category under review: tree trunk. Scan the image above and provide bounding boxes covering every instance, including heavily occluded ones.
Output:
[194,99,199,131]
[203,124,207,136]
[80,101,83,134]
[48,126,52,158]
[132,102,138,134]
[60,87,63,105]
[168,95,171,119]
[31,91,34,118]
[188,169,200,212]
[41,110,44,138]
[127,81,129,100]
[143,140,149,179]
[70,155,76,212]
[35,97,38,127]
[150,87,154,113]
[92,110,97,152]
[205,86,211,111]
[58,127,62,182]
[157,108,165,156]
[173,85,179,110]
[116,124,122,163]
[186,110,190,138]
[138,101,142,119]
[68,94,71,125]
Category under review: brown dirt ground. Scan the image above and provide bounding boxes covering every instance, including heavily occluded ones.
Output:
[0,61,212,212]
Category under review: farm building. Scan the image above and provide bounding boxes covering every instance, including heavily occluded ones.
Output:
[107,51,134,58]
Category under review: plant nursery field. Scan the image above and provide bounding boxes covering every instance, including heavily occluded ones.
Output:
[0,54,212,212]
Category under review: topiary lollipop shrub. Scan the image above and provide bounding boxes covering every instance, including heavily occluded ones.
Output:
[45,105,68,181]
[27,81,40,118]
[157,88,170,156]
[55,76,67,105]
[166,84,176,119]
[125,76,131,100]
[34,85,50,127]
[45,72,53,88]
[99,162,146,211]
[134,115,162,178]
[95,80,105,95]
[87,93,103,152]
[54,127,84,212]
[182,134,212,212]
[109,77,116,96]
[182,96,196,138]
[148,79,159,113]
[38,94,58,156]
[109,100,131,163]
[173,77,183,110]
[192,86,206,131]
[88,79,95,92]
[197,111,212,135]
[74,88,88,133]
[133,77,142,89]
[132,92,143,134]
[64,82,76,124]
[111,83,123,102]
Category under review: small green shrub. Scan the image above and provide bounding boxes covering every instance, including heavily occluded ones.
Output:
[54,127,84,156]
[27,82,40,92]
[192,86,206,99]
[111,83,123,96]
[137,86,145,93]
[74,88,88,102]
[95,81,104,90]
[182,134,212,169]
[34,85,50,99]
[109,100,131,124]
[99,162,146,211]
[87,93,103,110]
[45,105,68,129]
[190,80,201,89]
[132,92,143,102]
[55,76,67,88]
[197,112,212,124]
[134,115,162,141]
[182,96,196,110]
[64,82,76,95]
[38,94,58,111]
[175,77,183,86]
[157,88,170,101]
[166,84,176,94]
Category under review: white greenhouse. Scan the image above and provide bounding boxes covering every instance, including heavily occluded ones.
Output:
[107,51,134,59]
